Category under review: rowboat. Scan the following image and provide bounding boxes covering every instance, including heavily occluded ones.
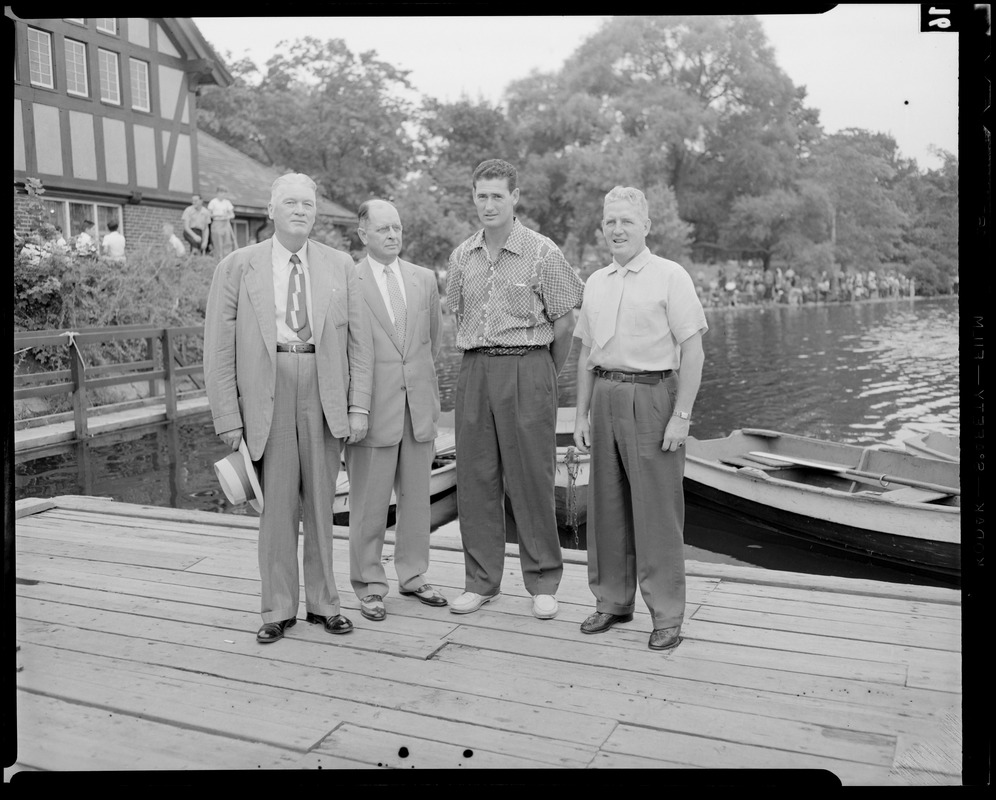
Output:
[332,427,457,528]
[902,429,960,463]
[683,428,961,580]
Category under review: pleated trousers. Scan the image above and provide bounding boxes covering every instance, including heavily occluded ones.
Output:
[587,373,686,629]
[344,402,434,599]
[454,348,563,596]
[256,351,342,623]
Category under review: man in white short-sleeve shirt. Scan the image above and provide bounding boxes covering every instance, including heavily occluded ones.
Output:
[572,185,707,653]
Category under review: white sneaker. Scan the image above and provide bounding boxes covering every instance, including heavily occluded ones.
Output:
[450,591,500,614]
[531,594,559,619]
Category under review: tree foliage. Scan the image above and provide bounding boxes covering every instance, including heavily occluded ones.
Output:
[195,15,957,295]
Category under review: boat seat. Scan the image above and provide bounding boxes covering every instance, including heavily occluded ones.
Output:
[864,487,953,504]
[720,454,794,470]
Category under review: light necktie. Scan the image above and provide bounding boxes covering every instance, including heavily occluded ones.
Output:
[385,264,407,343]
[593,266,627,348]
[286,254,311,341]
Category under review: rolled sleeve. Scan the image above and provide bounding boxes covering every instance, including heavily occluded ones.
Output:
[668,268,709,344]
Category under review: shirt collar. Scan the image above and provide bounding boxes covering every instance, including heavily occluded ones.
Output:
[470,217,526,256]
[609,246,651,274]
[272,235,308,269]
[368,256,400,277]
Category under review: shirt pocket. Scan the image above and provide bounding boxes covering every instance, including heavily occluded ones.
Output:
[622,299,666,338]
[506,282,541,322]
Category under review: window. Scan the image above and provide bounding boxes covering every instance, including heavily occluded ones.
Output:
[129,58,150,112]
[97,48,120,104]
[96,19,117,36]
[27,28,53,88]
[64,19,85,25]
[64,38,88,97]
[42,197,123,240]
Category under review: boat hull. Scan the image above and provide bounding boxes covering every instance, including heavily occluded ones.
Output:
[332,458,457,527]
[684,428,961,580]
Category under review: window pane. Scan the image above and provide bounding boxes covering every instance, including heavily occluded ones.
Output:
[64,38,88,96]
[68,202,94,238]
[98,49,119,104]
[96,19,117,35]
[129,58,149,111]
[27,28,53,88]
[64,19,85,25]
[39,200,67,237]
[96,205,120,238]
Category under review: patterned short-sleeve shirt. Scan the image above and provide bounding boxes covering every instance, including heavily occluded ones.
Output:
[445,218,584,350]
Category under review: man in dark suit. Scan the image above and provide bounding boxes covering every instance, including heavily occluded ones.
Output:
[345,199,447,621]
[204,172,373,644]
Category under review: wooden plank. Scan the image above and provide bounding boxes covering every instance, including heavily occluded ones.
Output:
[441,626,958,713]
[599,723,898,785]
[300,723,566,769]
[17,644,344,751]
[14,498,54,519]
[434,642,949,737]
[14,621,618,749]
[13,692,311,771]
[698,587,959,635]
[690,604,960,653]
[14,534,206,571]
[709,580,961,620]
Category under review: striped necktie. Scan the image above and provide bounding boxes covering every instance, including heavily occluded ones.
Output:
[286,254,311,341]
[385,264,407,343]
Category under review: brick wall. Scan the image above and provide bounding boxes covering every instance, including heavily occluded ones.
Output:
[122,203,187,250]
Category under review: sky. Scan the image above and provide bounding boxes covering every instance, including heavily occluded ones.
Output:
[193,6,959,171]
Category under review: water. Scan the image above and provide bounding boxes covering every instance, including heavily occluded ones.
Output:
[14,296,960,586]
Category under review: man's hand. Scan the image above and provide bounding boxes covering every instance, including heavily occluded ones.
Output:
[346,412,368,444]
[573,415,591,454]
[662,416,689,452]
[221,428,243,451]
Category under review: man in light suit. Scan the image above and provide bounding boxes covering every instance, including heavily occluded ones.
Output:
[204,172,373,644]
[345,199,447,621]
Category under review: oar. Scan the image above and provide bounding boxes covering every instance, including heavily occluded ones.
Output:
[748,452,960,496]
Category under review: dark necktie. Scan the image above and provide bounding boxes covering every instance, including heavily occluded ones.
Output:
[286,254,311,341]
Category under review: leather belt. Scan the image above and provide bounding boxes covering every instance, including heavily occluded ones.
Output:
[276,343,315,353]
[594,367,673,385]
[469,345,546,356]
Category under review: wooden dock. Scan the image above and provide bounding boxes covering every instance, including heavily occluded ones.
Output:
[10,495,962,783]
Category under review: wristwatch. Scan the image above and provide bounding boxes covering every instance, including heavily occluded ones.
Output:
[672,410,691,420]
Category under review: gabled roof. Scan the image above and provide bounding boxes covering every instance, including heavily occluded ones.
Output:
[161,18,233,88]
[197,131,356,225]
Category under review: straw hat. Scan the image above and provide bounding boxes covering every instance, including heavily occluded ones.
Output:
[214,439,263,513]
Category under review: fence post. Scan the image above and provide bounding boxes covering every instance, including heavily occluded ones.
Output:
[162,329,177,421]
[146,336,157,398]
[68,340,89,440]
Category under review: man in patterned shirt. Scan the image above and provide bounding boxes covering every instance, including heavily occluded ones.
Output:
[444,159,584,619]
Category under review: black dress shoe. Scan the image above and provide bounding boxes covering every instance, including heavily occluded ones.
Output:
[649,626,682,651]
[305,612,354,635]
[580,611,634,634]
[256,617,296,644]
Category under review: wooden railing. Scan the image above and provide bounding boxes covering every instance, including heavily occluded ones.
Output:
[13,324,205,441]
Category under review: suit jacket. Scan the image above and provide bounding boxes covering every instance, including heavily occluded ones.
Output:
[353,256,442,448]
[204,238,373,460]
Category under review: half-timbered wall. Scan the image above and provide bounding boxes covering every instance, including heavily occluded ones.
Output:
[13,18,200,205]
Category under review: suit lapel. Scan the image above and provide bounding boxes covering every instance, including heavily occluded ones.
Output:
[399,260,421,356]
[244,241,276,360]
[307,240,333,347]
[358,257,405,353]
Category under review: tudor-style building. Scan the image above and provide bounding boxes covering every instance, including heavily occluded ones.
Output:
[11,15,356,252]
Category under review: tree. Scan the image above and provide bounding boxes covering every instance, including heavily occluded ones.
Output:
[198,37,417,210]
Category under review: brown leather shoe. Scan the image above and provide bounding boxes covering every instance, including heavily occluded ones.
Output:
[305,612,354,634]
[360,595,386,621]
[580,611,634,634]
[648,626,682,651]
[256,617,296,644]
